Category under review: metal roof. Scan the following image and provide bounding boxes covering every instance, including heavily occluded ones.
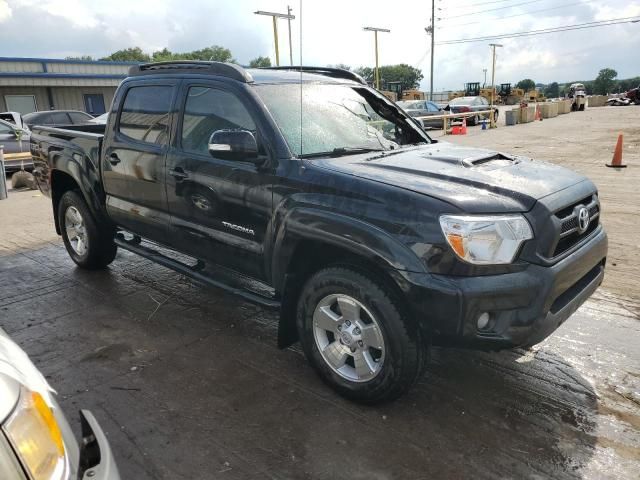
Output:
[0,56,139,66]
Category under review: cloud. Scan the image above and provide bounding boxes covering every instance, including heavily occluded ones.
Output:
[0,0,11,22]
[0,0,638,87]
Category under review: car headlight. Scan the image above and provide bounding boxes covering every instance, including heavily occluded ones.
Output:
[2,387,69,480]
[439,214,533,265]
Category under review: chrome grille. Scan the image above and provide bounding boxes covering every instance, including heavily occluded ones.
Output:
[553,196,600,257]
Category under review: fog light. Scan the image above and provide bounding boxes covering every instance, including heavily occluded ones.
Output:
[477,312,490,330]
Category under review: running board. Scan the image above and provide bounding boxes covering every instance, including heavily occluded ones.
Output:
[114,237,281,309]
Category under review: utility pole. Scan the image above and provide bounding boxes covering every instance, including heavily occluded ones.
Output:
[363,26,390,90]
[287,5,294,66]
[429,0,435,101]
[483,68,487,87]
[254,10,296,67]
[489,43,502,128]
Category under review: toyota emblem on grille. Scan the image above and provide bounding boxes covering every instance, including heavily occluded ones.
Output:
[577,207,590,233]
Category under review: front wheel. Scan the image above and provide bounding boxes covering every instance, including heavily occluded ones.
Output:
[296,267,426,404]
[58,190,117,269]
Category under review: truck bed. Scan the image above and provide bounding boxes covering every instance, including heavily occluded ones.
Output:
[29,125,105,200]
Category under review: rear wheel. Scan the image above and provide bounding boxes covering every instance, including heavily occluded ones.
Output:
[58,190,117,269]
[296,267,426,404]
[578,103,585,111]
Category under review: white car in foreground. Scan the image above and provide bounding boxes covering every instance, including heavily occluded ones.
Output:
[0,327,120,480]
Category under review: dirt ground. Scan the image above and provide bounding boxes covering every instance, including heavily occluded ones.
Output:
[1,105,639,479]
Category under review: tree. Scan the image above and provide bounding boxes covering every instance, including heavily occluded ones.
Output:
[354,66,374,83]
[327,63,352,71]
[380,64,423,90]
[594,68,617,95]
[544,82,559,98]
[101,47,150,62]
[100,45,235,63]
[151,48,175,62]
[354,64,423,90]
[186,46,235,62]
[516,79,536,92]
[249,56,271,68]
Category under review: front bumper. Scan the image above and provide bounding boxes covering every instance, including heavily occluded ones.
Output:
[78,410,121,480]
[403,226,608,349]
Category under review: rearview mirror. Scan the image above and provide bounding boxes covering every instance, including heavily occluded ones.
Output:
[208,129,259,162]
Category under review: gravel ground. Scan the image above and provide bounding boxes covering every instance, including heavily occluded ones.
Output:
[0,105,639,479]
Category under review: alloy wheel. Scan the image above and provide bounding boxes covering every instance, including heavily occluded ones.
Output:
[64,206,88,256]
[312,294,386,382]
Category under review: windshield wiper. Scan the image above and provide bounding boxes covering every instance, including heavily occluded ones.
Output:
[299,147,387,159]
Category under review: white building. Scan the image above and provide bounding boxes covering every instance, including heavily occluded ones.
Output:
[0,57,137,115]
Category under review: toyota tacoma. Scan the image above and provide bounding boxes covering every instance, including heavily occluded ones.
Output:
[29,62,607,404]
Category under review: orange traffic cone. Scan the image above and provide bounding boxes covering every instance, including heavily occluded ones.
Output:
[535,104,542,121]
[461,116,467,134]
[606,134,627,168]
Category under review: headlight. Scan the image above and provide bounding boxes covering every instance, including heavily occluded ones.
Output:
[439,214,533,265]
[2,387,69,480]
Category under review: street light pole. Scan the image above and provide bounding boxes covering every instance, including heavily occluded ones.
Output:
[483,68,487,87]
[363,27,390,90]
[254,10,296,67]
[489,43,502,128]
[430,0,435,101]
[287,5,294,66]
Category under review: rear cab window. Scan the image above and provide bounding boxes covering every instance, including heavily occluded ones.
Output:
[118,85,173,145]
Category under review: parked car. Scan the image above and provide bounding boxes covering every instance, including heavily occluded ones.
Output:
[0,118,32,173]
[0,111,28,131]
[22,110,94,129]
[445,96,499,125]
[30,62,607,404]
[89,112,109,124]
[0,327,120,479]
[397,100,445,129]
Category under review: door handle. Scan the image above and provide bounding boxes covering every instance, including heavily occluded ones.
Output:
[169,167,188,180]
[108,153,121,165]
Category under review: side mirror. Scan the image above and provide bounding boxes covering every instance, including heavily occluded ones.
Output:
[208,129,259,162]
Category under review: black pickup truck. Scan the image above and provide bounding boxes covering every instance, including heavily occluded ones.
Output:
[30,62,607,403]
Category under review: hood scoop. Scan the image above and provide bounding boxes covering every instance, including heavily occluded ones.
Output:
[462,152,518,169]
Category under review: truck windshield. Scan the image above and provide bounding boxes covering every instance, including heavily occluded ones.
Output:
[254,83,430,158]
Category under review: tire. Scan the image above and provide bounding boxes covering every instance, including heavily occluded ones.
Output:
[58,190,117,269]
[578,103,585,111]
[296,267,426,404]
[493,110,499,123]
[469,115,478,126]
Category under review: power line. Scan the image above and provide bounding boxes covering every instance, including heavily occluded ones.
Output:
[440,0,543,20]
[439,0,531,9]
[441,0,597,28]
[437,16,640,45]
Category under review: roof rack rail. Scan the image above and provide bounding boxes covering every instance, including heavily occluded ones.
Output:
[260,66,367,85]
[128,61,253,83]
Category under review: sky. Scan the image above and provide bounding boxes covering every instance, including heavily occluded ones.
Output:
[1,0,639,91]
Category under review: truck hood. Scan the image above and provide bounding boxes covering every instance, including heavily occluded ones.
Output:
[309,142,589,213]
